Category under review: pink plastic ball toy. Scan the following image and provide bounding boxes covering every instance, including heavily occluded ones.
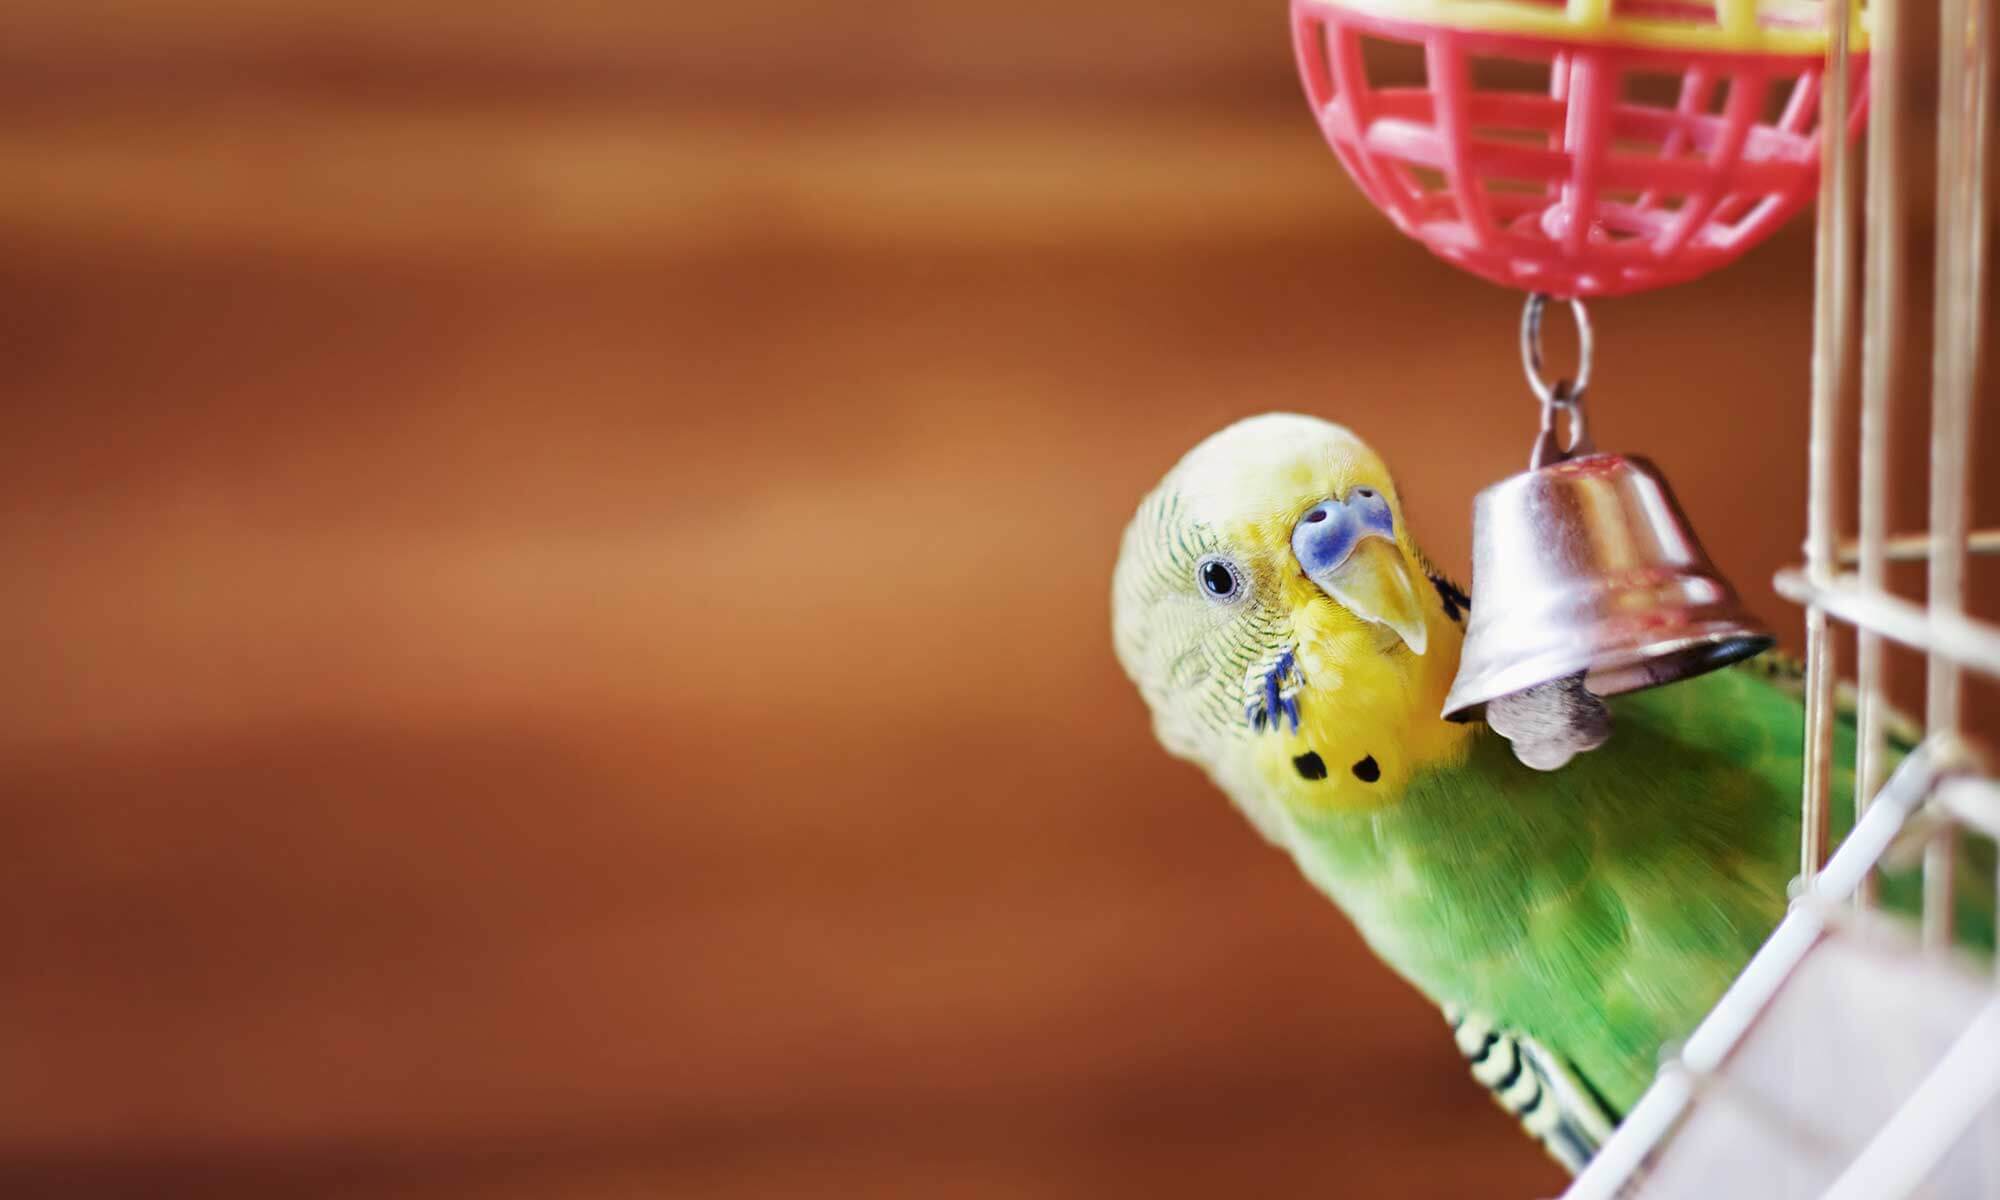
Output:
[1292,0,1870,296]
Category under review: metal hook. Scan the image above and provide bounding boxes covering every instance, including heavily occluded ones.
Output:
[1529,380,1593,470]
[1520,293,1593,407]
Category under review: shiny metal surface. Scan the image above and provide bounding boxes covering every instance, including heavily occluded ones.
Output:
[1520,293,1593,410]
[1441,452,1775,722]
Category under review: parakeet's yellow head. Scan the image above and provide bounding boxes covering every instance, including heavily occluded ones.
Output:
[1112,414,1474,838]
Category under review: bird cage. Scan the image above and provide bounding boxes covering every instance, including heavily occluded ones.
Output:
[1558,0,1999,1195]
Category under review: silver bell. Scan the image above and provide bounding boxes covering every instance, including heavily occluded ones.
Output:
[1440,297,1773,726]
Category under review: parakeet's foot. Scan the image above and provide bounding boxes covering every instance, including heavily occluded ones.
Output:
[1243,646,1304,734]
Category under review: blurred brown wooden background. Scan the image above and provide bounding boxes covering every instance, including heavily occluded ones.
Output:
[1,2,1995,1197]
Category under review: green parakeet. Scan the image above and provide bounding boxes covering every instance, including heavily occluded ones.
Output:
[1111,413,1993,1171]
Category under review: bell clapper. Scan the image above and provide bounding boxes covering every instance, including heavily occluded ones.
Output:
[1485,672,1614,772]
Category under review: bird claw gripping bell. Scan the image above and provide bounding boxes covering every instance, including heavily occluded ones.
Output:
[1441,295,1774,770]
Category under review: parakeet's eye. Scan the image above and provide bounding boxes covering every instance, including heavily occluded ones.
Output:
[1197,557,1243,603]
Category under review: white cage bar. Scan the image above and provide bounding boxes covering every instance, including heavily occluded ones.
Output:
[1563,0,1998,1194]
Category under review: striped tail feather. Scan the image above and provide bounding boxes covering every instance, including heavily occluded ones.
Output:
[1444,1005,1619,1175]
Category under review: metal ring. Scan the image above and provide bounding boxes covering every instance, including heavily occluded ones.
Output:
[1520,293,1593,406]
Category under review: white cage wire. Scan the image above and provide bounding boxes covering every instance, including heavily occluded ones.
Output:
[1561,0,1997,1196]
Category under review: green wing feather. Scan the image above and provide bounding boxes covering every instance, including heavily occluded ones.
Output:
[1283,655,1995,1145]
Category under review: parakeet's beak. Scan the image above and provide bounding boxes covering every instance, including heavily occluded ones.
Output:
[1291,489,1429,656]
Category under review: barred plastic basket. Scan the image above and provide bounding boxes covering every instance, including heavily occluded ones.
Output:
[1291,0,1871,295]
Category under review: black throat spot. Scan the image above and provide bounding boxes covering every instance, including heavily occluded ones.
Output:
[1427,573,1470,624]
[1292,751,1328,781]
[1352,755,1381,783]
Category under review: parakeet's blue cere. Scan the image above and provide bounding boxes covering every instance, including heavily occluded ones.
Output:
[1292,487,1396,578]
